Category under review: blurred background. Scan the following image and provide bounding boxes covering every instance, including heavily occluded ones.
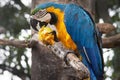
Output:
[0,0,31,80]
[0,0,120,80]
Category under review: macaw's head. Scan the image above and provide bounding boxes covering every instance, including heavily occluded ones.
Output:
[30,9,58,44]
[30,9,57,31]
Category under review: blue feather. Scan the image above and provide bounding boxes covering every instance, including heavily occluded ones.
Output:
[36,2,65,11]
[64,4,95,48]
[64,4,104,80]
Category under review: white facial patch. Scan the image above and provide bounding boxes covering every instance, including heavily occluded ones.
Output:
[36,22,40,30]
[38,13,51,22]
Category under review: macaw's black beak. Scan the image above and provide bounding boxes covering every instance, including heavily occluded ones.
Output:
[39,21,48,27]
[30,18,48,31]
[30,18,39,31]
[50,31,59,42]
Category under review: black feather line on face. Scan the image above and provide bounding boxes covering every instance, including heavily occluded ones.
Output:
[30,18,48,31]
[49,12,58,25]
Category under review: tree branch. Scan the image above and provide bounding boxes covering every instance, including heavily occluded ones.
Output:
[102,34,120,48]
[48,42,90,79]
[96,23,115,34]
[0,39,30,48]
[31,41,90,79]
[0,33,120,48]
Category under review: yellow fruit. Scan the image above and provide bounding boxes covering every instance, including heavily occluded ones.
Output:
[38,26,55,45]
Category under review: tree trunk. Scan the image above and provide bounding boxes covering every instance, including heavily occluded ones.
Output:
[31,42,88,80]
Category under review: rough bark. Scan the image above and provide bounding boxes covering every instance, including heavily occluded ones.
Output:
[102,34,120,48]
[30,33,90,80]
[0,39,29,48]
[31,41,89,80]
[97,23,115,34]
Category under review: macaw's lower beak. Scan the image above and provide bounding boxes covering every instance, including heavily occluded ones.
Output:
[50,31,59,42]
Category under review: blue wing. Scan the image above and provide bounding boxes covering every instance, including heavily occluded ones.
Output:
[64,4,103,80]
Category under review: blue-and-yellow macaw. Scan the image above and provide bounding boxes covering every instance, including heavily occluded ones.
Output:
[30,2,104,80]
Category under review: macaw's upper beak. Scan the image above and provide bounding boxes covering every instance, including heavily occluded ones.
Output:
[30,18,39,31]
[30,17,49,31]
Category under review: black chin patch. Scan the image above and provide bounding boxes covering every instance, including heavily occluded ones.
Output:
[39,21,48,27]
[30,18,48,31]
[30,18,39,31]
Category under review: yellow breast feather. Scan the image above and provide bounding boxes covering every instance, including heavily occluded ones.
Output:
[46,7,77,50]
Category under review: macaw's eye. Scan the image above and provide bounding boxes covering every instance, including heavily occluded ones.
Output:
[30,18,39,31]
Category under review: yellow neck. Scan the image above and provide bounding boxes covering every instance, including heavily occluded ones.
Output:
[46,7,77,50]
